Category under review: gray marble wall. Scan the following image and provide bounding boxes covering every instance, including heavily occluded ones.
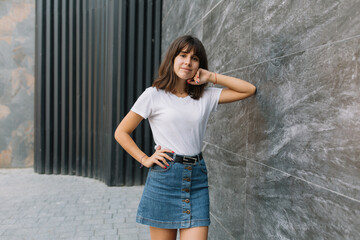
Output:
[162,0,360,239]
[0,0,35,168]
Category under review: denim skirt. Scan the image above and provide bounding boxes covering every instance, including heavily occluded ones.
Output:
[136,152,210,229]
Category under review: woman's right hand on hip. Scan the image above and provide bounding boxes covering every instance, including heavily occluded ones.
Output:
[142,145,174,168]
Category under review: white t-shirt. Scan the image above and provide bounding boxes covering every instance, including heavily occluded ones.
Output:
[131,86,223,155]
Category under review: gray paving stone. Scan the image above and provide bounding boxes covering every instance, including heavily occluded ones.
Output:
[1,236,27,240]
[76,230,95,237]
[94,228,118,236]
[0,168,150,240]
[138,233,152,240]
[56,231,76,238]
[1,219,17,225]
[118,233,139,240]
[73,237,90,240]
[76,225,94,232]
[89,236,105,240]
[104,217,125,224]
[104,235,120,240]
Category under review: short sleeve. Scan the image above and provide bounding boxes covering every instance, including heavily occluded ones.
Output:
[207,87,223,112]
[130,87,153,119]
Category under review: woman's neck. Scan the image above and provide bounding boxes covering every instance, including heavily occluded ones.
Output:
[174,79,187,94]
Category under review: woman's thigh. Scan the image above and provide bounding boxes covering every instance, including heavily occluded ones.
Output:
[149,226,177,240]
[180,226,208,240]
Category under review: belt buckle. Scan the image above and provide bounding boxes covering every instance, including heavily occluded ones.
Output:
[182,156,197,165]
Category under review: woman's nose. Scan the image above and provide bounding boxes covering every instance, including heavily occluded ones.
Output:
[184,57,191,65]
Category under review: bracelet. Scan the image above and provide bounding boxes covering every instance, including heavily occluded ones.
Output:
[139,154,147,168]
[213,72,217,86]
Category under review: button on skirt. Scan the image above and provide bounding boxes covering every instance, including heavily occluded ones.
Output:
[136,154,210,229]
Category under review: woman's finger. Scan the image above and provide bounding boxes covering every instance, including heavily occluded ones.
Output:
[196,69,200,77]
[159,149,174,161]
[154,159,166,168]
[192,74,199,84]
[160,152,173,161]
[160,149,175,154]
[197,69,202,81]
[160,158,170,166]
[156,155,170,166]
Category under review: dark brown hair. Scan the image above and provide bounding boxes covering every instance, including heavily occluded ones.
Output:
[152,35,208,100]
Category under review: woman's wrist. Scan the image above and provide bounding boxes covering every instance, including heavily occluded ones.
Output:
[208,72,217,85]
[139,154,148,168]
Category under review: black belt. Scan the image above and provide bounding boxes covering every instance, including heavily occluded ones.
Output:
[166,152,203,165]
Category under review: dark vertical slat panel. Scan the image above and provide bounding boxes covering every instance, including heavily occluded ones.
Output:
[133,0,145,185]
[103,0,110,185]
[75,0,83,176]
[94,1,100,180]
[68,0,77,175]
[35,0,162,186]
[91,2,99,179]
[153,0,162,76]
[53,0,62,174]
[34,0,46,174]
[45,0,54,174]
[97,1,106,182]
[99,0,105,180]
[124,0,137,186]
[61,0,69,174]
[92,0,103,180]
[142,0,154,183]
[87,4,95,178]
[104,0,118,186]
[81,0,89,177]
[116,1,129,185]
[68,1,77,175]
[94,0,100,180]
[93,3,98,179]
[114,1,127,185]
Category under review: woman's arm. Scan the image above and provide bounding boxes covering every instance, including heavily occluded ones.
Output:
[209,72,256,104]
[114,111,173,168]
[114,111,147,163]
[188,68,257,104]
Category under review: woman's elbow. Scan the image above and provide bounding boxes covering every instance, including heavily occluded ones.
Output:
[251,85,257,95]
[245,85,256,97]
[114,129,120,142]
[114,127,125,143]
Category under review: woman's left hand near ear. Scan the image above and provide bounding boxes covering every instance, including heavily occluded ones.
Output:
[187,68,212,85]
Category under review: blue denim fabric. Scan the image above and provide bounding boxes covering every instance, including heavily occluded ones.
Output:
[136,152,210,229]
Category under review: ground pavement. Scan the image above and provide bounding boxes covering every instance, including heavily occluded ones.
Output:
[0,168,180,240]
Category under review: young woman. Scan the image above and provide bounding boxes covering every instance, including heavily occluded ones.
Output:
[114,35,256,240]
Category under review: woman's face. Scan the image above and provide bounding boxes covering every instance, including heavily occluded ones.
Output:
[173,47,200,80]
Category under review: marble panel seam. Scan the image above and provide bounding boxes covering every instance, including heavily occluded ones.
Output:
[209,212,237,240]
[207,157,245,170]
[203,141,248,164]
[204,141,360,203]
[202,0,224,23]
[246,158,360,204]
[208,181,246,192]
[184,0,225,36]
[220,33,360,76]
[162,2,176,22]
[184,20,203,37]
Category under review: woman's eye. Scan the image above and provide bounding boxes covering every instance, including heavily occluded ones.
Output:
[192,57,199,61]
